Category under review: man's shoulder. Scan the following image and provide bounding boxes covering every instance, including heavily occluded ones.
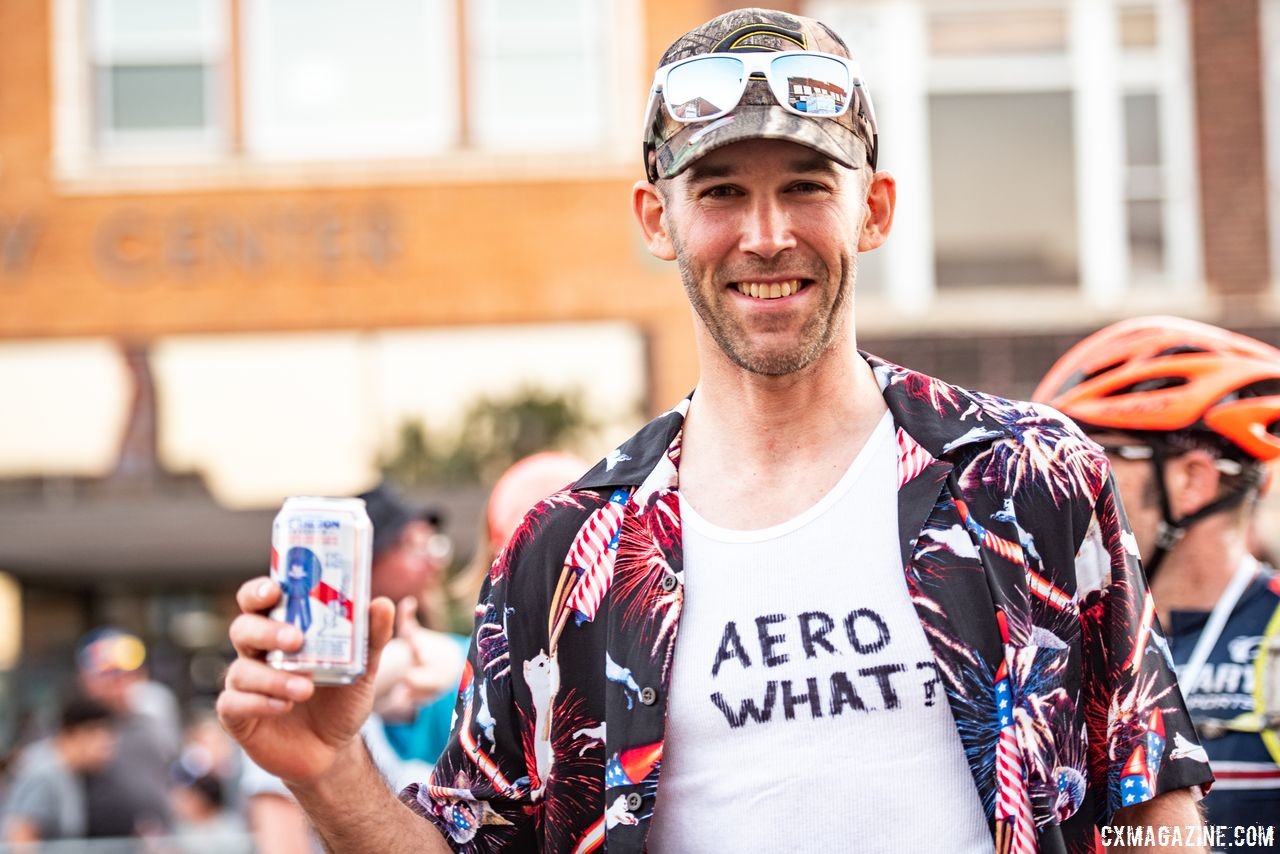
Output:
[8,738,61,783]
[866,352,1096,462]
[5,743,68,808]
[964,387,1095,449]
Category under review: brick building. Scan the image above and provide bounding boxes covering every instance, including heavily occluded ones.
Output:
[1,0,1279,712]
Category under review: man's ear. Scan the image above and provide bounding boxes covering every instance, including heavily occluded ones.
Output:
[1168,450,1224,517]
[857,170,896,252]
[633,180,677,261]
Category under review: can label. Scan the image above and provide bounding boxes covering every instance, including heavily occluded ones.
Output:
[267,497,372,685]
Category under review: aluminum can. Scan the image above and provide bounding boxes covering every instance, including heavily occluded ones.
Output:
[267,496,373,685]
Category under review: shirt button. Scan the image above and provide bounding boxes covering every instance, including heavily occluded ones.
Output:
[639,686,657,706]
[659,572,678,592]
[625,792,643,811]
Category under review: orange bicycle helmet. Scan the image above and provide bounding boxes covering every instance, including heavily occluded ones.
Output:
[1033,315,1280,462]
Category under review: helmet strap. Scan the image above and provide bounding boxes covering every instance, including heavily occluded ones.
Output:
[1143,443,1262,581]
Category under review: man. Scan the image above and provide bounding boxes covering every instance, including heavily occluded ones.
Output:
[1035,316,1280,850]
[241,482,466,854]
[76,626,181,839]
[2,695,117,843]
[219,9,1213,853]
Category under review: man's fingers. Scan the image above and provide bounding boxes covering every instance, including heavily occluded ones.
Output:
[225,658,315,703]
[230,613,303,658]
[216,687,292,727]
[237,576,282,613]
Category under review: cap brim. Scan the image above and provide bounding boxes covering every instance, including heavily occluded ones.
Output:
[371,505,444,555]
[654,105,867,180]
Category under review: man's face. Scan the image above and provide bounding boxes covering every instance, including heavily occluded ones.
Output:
[80,670,135,714]
[64,721,117,773]
[659,138,871,376]
[372,519,448,602]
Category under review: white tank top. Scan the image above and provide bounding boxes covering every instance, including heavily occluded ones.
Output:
[648,413,990,853]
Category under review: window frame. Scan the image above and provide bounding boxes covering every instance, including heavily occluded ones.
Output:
[87,0,230,157]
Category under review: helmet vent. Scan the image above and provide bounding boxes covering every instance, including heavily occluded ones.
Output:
[1105,376,1188,397]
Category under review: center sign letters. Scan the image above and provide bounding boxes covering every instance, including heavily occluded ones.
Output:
[0,204,401,287]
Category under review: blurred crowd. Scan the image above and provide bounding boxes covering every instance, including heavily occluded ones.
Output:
[0,453,588,853]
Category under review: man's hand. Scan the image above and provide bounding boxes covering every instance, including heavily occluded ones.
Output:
[216,577,396,786]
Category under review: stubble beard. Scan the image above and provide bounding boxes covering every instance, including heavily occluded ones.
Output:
[673,230,856,377]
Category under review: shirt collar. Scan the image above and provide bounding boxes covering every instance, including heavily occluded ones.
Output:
[574,352,1012,494]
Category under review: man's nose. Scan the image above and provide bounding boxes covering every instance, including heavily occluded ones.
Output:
[738,198,796,258]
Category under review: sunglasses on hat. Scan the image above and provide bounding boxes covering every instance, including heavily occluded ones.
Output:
[644,50,873,130]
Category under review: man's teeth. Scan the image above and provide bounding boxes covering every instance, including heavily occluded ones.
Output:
[736,280,801,299]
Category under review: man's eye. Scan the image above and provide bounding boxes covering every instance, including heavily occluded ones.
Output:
[702,185,741,198]
[790,181,827,193]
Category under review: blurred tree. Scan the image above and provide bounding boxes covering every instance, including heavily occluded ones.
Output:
[381,387,592,486]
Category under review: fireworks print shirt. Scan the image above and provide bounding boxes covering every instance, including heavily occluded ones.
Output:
[402,354,1214,854]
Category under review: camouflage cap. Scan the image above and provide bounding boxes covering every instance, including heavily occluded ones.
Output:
[643,7,878,183]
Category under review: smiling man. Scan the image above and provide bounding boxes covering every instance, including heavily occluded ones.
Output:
[219,9,1213,853]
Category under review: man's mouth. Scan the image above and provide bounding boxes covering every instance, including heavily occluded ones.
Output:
[732,279,806,300]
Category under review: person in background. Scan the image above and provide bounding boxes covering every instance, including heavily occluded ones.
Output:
[1035,315,1280,850]
[76,626,181,839]
[2,694,117,844]
[170,765,252,854]
[450,451,591,617]
[376,451,592,764]
[242,482,466,854]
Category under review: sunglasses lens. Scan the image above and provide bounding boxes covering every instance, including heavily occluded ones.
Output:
[769,54,852,116]
[664,56,745,120]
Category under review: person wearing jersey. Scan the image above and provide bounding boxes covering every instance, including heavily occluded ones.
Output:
[1036,316,1280,848]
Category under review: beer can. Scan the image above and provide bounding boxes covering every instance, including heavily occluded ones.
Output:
[267,496,373,685]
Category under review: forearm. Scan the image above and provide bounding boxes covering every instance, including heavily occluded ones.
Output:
[288,738,450,854]
[1108,788,1206,853]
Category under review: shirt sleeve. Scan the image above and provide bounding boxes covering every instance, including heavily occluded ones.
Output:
[1077,474,1215,825]
[3,770,61,839]
[398,568,539,851]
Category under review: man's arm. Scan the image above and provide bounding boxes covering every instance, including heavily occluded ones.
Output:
[1108,788,1206,853]
[287,739,449,854]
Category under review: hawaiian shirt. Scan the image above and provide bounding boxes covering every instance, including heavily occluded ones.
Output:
[402,353,1214,854]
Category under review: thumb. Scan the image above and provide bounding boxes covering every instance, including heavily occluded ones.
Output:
[366,596,397,675]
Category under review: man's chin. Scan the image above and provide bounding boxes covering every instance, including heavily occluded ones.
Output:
[724,344,820,377]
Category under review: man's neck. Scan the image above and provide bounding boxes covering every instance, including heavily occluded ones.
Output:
[678,338,887,529]
[1150,521,1253,624]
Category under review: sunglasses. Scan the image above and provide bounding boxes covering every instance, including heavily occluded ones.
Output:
[1095,441,1245,476]
[1096,443,1156,462]
[644,50,875,130]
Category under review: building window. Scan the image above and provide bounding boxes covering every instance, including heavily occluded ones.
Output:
[88,0,227,154]
[930,91,1078,288]
[808,0,1198,309]
[928,6,1068,56]
[240,0,457,159]
[58,0,637,175]
[467,0,621,152]
[1123,92,1165,281]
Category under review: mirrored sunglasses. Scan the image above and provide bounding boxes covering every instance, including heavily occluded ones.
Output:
[646,50,873,127]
